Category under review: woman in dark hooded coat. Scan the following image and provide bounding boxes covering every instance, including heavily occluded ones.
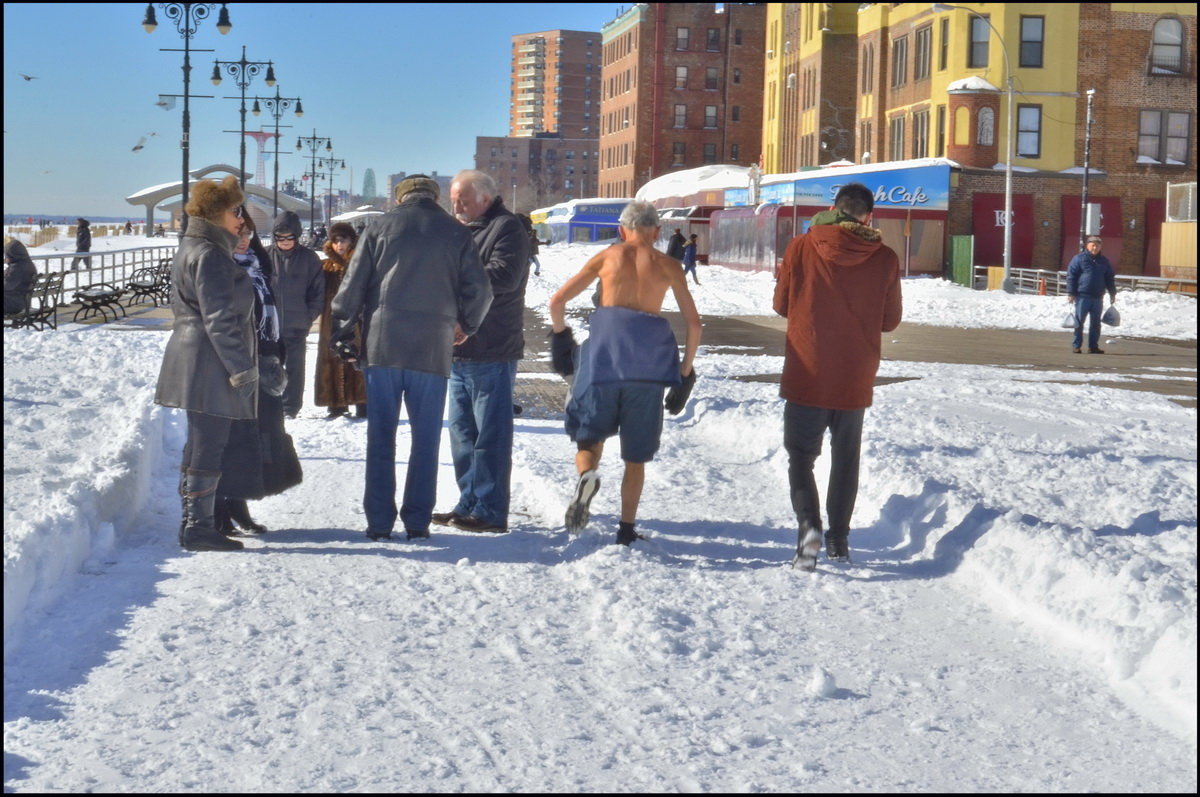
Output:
[4,239,39,314]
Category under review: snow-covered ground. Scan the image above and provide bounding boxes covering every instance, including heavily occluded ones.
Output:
[4,239,1197,792]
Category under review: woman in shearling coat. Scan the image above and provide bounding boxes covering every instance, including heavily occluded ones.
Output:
[155,176,279,552]
[315,221,368,418]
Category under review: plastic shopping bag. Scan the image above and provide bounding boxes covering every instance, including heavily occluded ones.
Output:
[1101,305,1121,327]
[1061,310,1078,329]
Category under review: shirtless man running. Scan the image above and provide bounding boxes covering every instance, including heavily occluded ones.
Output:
[548,200,702,545]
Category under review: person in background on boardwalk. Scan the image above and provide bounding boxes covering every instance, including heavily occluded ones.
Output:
[268,210,325,418]
[773,182,902,570]
[1066,235,1117,355]
[682,233,700,285]
[316,222,368,419]
[549,200,701,546]
[518,213,542,276]
[214,208,302,535]
[155,176,282,552]
[4,239,39,315]
[330,175,492,542]
[433,170,529,535]
[665,227,686,261]
[70,218,91,270]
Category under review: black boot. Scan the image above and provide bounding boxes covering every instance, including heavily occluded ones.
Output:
[226,498,266,533]
[177,467,188,546]
[616,521,645,546]
[181,469,243,552]
[825,531,850,563]
[214,496,236,535]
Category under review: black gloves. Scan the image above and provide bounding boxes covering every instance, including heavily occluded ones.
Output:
[259,354,288,397]
[664,367,697,415]
[550,328,578,376]
[331,339,360,368]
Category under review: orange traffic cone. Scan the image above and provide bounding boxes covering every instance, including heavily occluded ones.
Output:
[1038,278,1046,296]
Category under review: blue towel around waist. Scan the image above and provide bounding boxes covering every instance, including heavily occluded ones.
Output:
[583,305,681,387]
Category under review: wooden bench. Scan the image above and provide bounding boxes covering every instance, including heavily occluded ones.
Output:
[72,282,127,323]
[4,274,64,331]
[125,258,172,307]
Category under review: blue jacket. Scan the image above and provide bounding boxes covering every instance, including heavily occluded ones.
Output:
[1066,251,1116,299]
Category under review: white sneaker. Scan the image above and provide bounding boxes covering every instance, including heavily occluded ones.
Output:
[565,470,601,534]
[792,526,822,572]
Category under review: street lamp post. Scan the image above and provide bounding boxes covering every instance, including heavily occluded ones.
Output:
[211,45,276,189]
[933,3,1016,293]
[317,155,346,224]
[251,88,303,219]
[296,130,333,231]
[142,2,232,234]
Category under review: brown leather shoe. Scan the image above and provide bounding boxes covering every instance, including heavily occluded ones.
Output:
[452,515,507,534]
[431,511,461,526]
[1088,347,1105,354]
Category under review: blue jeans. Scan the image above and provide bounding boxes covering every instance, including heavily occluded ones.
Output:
[447,360,518,526]
[363,366,448,534]
[1073,296,1103,350]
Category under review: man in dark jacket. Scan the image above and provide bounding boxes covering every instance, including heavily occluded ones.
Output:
[268,210,325,417]
[331,175,492,541]
[4,239,39,314]
[1066,235,1117,354]
[666,228,686,261]
[434,170,530,534]
[71,218,91,270]
[773,182,902,570]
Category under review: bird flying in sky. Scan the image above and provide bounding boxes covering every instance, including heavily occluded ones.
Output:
[18,73,39,81]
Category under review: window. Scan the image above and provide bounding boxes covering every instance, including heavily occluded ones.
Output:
[892,35,908,87]
[675,66,688,89]
[731,143,740,160]
[1017,105,1042,157]
[703,143,717,163]
[676,27,689,51]
[890,116,905,160]
[704,106,718,128]
[707,28,720,51]
[733,68,742,85]
[861,43,874,94]
[1020,17,1044,67]
[732,106,741,122]
[672,141,686,166]
[706,67,719,90]
[674,104,687,127]
[915,26,932,81]
[936,105,946,157]
[939,18,949,71]
[1139,110,1192,164]
[1151,18,1185,73]
[969,16,990,68]
[977,107,995,146]
[913,109,930,158]
[735,29,743,46]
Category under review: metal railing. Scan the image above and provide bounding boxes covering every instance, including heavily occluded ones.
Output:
[29,245,177,297]
[972,265,1197,296]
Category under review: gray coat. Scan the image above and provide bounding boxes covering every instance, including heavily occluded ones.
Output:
[155,217,259,419]
[268,211,325,335]
[330,195,492,377]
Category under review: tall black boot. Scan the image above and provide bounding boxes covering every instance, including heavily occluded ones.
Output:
[181,469,243,552]
[214,496,236,535]
[226,498,266,533]
[177,466,188,546]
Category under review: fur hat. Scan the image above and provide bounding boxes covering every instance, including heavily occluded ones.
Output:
[395,174,439,202]
[328,221,357,244]
[185,175,245,222]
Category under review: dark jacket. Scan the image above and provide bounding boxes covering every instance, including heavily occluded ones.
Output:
[331,195,492,377]
[155,217,258,419]
[666,231,686,260]
[4,239,38,313]
[75,219,91,253]
[454,196,530,362]
[1066,251,1116,299]
[774,214,902,410]
[268,211,325,335]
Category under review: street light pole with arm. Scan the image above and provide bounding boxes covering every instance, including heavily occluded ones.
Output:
[212,44,276,189]
[142,2,232,234]
[251,88,303,219]
[296,130,333,231]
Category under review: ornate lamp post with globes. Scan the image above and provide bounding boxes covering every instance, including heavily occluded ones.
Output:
[142,2,232,234]
[296,130,333,231]
[251,89,303,220]
[211,45,276,189]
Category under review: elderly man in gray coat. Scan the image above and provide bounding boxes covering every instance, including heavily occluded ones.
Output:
[330,175,492,541]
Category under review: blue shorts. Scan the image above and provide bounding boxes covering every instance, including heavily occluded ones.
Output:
[566,382,665,464]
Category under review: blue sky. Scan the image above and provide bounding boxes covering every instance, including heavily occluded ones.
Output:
[2,2,620,218]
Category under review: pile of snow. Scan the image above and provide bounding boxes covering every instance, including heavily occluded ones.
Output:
[3,241,1196,791]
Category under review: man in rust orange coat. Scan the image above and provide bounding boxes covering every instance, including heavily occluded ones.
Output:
[773,182,902,570]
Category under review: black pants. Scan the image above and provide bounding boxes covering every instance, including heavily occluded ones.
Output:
[281,330,308,416]
[783,402,865,537]
[182,411,233,472]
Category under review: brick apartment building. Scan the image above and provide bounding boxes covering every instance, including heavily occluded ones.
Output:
[759,2,1196,276]
[598,2,766,198]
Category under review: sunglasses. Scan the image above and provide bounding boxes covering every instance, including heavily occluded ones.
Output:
[332,236,350,244]
[275,234,296,242]
[231,206,244,218]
